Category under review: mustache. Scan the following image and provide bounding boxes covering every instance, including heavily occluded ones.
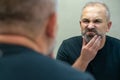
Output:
[82,28,99,35]
[82,28,101,43]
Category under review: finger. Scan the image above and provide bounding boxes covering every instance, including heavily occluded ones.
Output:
[91,36,102,50]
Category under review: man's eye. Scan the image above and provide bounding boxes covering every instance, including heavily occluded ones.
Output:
[82,20,89,23]
[94,20,102,23]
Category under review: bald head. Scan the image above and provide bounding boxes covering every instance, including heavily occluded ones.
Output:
[0,0,56,38]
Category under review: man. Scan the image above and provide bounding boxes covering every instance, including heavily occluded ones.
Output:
[57,1,120,80]
[0,0,94,80]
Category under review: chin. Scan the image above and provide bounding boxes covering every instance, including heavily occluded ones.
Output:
[84,35,93,43]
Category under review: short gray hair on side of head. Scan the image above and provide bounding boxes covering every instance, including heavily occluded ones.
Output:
[82,1,111,21]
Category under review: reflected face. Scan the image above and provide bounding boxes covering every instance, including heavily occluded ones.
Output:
[80,5,111,43]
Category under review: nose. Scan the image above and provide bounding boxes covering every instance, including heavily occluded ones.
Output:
[87,22,95,29]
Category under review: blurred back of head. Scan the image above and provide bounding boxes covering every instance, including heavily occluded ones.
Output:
[0,0,56,39]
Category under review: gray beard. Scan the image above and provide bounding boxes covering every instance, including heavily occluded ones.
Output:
[83,35,94,43]
[82,30,103,43]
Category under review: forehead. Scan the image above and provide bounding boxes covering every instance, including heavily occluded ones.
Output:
[81,5,107,20]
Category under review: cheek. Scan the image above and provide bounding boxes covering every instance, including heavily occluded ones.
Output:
[96,23,107,31]
[97,26,108,34]
[80,23,86,30]
[103,25,109,32]
[80,27,85,33]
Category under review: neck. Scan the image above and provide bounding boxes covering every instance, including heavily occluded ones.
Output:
[0,34,45,55]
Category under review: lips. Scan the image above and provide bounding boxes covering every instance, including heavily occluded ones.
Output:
[86,32,96,35]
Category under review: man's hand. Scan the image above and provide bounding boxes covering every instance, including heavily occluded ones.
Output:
[72,35,102,71]
[80,35,102,63]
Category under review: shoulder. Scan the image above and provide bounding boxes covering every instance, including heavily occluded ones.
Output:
[27,54,94,80]
[61,36,82,47]
[0,45,94,80]
[0,53,94,80]
[58,36,82,53]
[107,36,120,46]
[64,36,82,43]
[41,56,94,80]
[0,51,94,80]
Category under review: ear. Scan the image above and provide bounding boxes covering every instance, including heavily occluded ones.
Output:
[46,13,57,38]
[106,21,112,32]
[79,20,81,26]
[79,20,82,30]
